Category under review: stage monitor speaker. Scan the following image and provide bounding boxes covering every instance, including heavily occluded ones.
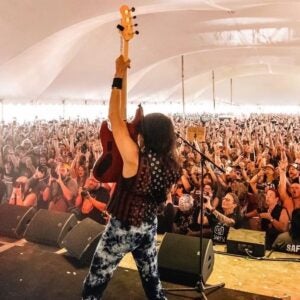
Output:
[0,204,36,239]
[158,233,214,287]
[24,209,77,247]
[227,228,266,257]
[60,218,105,264]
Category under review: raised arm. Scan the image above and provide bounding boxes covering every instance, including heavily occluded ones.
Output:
[205,200,236,226]
[108,56,139,178]
[278,159,294,213]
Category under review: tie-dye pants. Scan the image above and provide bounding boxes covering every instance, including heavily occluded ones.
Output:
[82,217,167,300]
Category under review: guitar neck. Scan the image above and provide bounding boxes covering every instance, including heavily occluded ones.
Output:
[118,4,137,121]
[120,40,129,121]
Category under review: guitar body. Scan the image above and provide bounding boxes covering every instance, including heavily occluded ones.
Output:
[93,105,143,182]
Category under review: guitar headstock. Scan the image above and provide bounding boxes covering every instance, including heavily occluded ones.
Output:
[118,5,138,49]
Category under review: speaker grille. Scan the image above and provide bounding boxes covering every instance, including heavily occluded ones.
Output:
[24,209,77,247]
[61,218,105,263]
[158,233,214,286]
[0,204,36,238]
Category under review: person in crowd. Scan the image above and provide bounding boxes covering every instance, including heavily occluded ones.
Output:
[75,175,110,224]
[172,194,195,235]
[0,167,7,203]
[21,138,33,156]
[258,188,290,249]
[190,164,202,189]
[204,192,242,243]
[38,155,48,167]
[82,55,180,300]
[272,208,300,254]
[70,150,89,188]
[187,184,217,238]
[2,161,17,202]
[44,162,78,212]
[191,183,216,207]
[18,155,36,178]
[39,145,49,160]
[178,166,194,194]
[31,146,41,167]
[278,160,300,216]
[241,160,257,182]
[9,176,37,206]
[3,146,19,171]
[26,165,50,209]
[170,181,184,205]
[287,162,300,184]
[228,177,248,214]
[249,163,278,194]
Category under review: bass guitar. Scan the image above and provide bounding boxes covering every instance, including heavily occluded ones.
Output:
[93,5,143,182]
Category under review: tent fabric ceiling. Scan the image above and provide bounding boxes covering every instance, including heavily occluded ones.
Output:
[0,0,299,106]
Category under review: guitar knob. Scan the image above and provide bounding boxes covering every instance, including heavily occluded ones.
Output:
[134,23,138,27]
[131,7,136,12]
[135,30,140,35]
[133,16,137,19]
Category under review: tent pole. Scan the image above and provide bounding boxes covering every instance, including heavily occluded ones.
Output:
[0,99,3,123]
[212,70,216,110]
[181,55,185,119]
[230,78,233,105]
[62,99,65,119]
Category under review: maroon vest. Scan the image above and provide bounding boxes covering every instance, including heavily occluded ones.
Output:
[107,150,178,227]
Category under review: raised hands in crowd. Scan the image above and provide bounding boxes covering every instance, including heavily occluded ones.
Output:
[0,113,300,253]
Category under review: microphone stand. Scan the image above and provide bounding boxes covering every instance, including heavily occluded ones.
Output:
[163,133,225,300]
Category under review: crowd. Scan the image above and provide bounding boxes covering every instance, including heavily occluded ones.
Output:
[0,119,112,224]
[0,113,300,254]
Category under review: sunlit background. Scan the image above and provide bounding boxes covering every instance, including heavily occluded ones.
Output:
[2,102,300,123]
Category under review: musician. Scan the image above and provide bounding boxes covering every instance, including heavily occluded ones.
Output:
[82,55,180,299]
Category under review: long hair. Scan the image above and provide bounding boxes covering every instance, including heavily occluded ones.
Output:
[290,208,300,241]
[227,192,241,214]
[140,113,180,172]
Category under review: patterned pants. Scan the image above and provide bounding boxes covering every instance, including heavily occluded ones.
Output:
[82,217,167,300]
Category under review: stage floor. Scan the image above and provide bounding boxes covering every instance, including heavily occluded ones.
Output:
[0,237,298,300]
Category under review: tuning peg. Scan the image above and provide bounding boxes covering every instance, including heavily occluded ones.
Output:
[135,30,139,35]
[117,24,124,31]
[132,16,137,19]
[131,7,136,12]
[133,23,138,27]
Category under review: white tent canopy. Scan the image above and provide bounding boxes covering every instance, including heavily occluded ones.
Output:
[0,0,300,109]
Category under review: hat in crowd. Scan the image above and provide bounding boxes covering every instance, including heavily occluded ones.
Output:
[178,194,194,212]
[288,162,300,171]
[264,164,275,171]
